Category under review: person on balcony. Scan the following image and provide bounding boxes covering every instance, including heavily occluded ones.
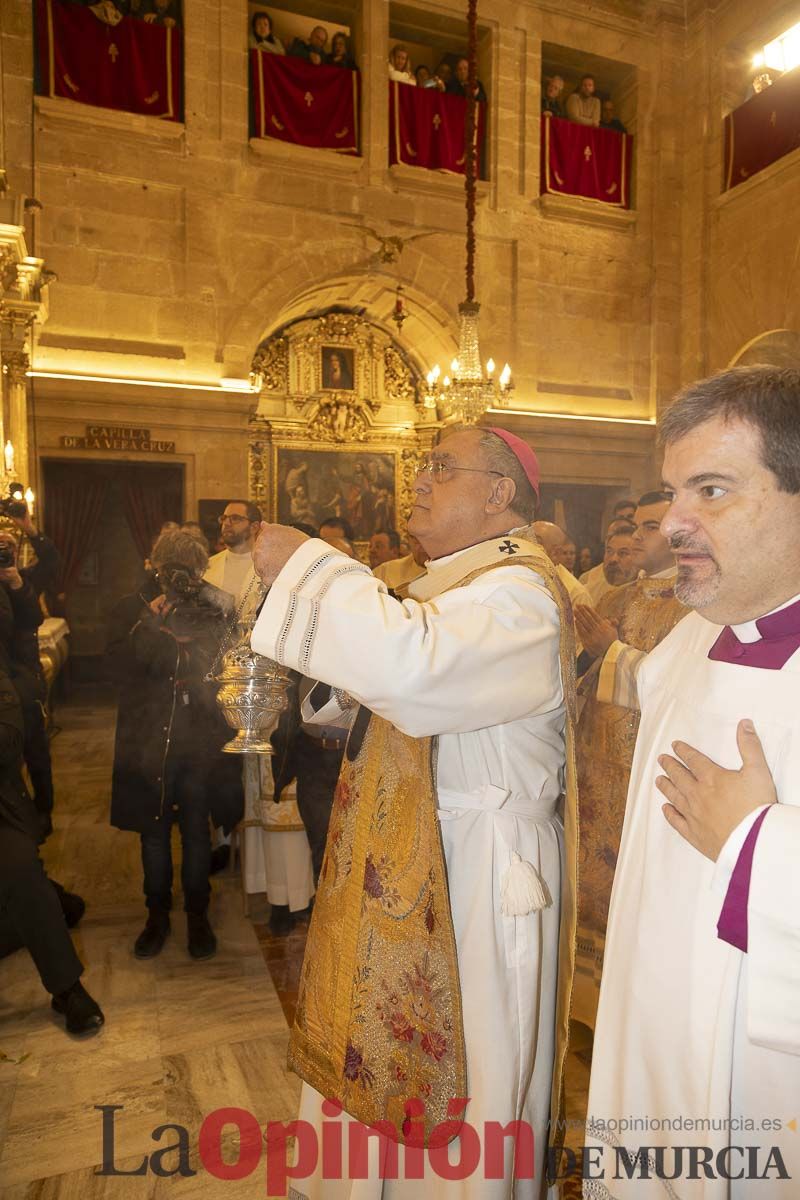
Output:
[289,26,328,66]
[542,74,565,116]
[326,32,355,70]
[388,44,415,85]
[566,73,601,126]
[600,98,627,133]
[415,64,445,90]
[141,0,181,27]
[434,59,453,89]
[446,56,488,102]
[249,11,284,54]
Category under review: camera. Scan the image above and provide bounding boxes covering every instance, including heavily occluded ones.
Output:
[0,545,15,569]
[154,561,222,641]
[155,563,201,604]
[0,484,28,521]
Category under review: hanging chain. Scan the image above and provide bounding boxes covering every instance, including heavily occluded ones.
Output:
[204,573,265,682]
[464,0,478,304]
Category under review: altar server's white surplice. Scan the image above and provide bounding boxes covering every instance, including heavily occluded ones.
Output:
[585,606,800,1199]
[251,537,568,1199]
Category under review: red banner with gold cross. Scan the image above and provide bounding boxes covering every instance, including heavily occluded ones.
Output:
[723,70,800,191]
[389,81,486,174]
[251,52,360,154]
[541,115,632,208]
[36,0,181,121]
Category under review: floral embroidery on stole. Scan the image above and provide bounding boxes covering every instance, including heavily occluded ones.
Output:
[287,540,578,1150]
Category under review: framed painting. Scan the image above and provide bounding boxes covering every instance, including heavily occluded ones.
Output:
[321,345,355,391]
[274,445,398,542]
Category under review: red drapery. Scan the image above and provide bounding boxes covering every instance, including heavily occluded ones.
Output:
[251,52,360,153]
[389,82,486,174]
[36,0,182,121]
[121,469,181,560]
[724,70,800,191]
[43,466,110,605]
[540,116,632,208]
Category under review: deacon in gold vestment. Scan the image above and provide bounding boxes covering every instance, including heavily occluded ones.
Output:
[251,427,578,1199]
[571,492,686,1028]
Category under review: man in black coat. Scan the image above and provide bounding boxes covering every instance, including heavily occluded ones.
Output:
[288,25,328,65]
[107,530,242,961]
[0,527,55,833]
[446,56,488,103]
[0,664,104,1035]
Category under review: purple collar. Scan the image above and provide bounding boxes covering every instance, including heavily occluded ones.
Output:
[708,594,800,670]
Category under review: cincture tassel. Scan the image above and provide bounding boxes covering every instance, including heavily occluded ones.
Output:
[500,850,550,916]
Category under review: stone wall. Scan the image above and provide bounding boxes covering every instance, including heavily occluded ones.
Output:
[2,0,797,520]
[680,0,800,381]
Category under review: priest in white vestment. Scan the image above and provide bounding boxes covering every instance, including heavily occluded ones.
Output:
[585,366,800,1199]
[251,427,573,1199]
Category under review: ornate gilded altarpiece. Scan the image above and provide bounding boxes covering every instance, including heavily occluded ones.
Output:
[248,311,439,546]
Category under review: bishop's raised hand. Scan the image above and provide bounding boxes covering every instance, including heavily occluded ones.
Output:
[252,522,310,588]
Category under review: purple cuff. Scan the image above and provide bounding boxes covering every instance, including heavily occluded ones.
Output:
[717,807,771,952]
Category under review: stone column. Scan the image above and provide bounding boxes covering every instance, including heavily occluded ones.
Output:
[2,346,30,484]
[360,0,390,185]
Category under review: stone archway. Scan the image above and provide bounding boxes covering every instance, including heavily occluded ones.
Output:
[728,329,800,368]
[221,252,461,383]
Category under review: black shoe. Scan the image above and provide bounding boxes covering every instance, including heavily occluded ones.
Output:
[51,880,87,929]
[133,910,170,959]
[51,981,105,1035]
[187,913,216,960]
[268,904,294,936]
[209,844,231,875]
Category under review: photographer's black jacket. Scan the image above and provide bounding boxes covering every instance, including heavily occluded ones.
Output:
[0,665,41,842]
[0,581,45,710]
[21,533,60,598]
[106,586,243,836]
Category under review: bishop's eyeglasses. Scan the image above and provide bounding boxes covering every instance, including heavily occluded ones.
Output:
[417,455,505,484]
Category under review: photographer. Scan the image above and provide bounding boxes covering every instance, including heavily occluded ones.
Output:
[107,530,243,961]
[0,528,54,835]
[0,492,61,599]
[0,662,104,1035]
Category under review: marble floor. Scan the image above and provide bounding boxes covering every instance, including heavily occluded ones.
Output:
[0,686,592,1199]
[0,687,301,1200]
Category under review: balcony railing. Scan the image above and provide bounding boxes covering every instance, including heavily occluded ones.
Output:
[389,81,486,176]
[35,0,182,121]
[250,52,360,154]
[540,115,632,209]
[724,69,800,191]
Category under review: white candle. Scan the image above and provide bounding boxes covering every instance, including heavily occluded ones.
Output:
[24,487,35,517]
[4,441,14,475]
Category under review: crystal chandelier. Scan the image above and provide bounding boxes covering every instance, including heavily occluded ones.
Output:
[422,0,513,424]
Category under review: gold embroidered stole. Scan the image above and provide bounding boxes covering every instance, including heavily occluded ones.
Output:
[287,537,579,1150]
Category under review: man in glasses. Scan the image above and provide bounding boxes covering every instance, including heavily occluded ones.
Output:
[203,499,261,601]
[250,426,578,1197]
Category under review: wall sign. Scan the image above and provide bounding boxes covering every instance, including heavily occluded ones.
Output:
[59,426,176,453]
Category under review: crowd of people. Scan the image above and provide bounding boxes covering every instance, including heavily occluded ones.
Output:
[0,475,646,1043]
[7,366,798,1199]
[248,16,490,101]
[389,45,488,101]
[542,71,628,132]
[249,12,356,70]
[78,0,183,27]
[242,375,800,1193]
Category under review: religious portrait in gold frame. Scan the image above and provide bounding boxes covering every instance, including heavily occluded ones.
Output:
[274,444,397,542]
[321,345,355,391]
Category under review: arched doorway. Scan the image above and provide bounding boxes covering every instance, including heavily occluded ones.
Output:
[728,329,800,368]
